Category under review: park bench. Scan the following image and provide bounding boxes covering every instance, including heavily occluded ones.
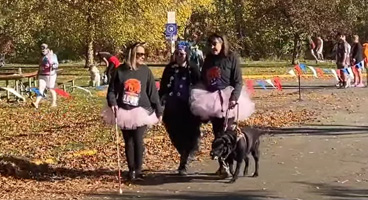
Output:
[57,78,77,92]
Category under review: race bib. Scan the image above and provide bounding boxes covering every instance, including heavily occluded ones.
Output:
[123,92,140,106]
[123,78,141,106]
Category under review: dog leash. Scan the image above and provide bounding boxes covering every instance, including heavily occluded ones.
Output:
[223,102,240,132]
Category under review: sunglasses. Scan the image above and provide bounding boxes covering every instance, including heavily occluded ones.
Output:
[136,52,145,57]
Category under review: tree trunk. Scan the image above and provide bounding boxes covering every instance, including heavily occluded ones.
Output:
[232,0,248,56]
[292,33,300,65]
[84,13,95,68]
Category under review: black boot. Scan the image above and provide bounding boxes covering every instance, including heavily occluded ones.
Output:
[126,170,134,181]
[178,154,188,176]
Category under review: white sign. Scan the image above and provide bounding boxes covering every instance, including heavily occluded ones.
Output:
[167,11,176,23]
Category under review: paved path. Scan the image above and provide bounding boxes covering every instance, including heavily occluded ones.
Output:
[87,80,368,200]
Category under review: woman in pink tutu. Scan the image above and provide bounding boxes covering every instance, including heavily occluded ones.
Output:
[189,33,255,175]
[102,42,163,181]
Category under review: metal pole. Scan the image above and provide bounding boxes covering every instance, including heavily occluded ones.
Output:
[298,75,301,101]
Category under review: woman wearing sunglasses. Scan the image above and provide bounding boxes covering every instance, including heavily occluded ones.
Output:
[159,43,201,175]
[102,42,163,181]
[189,33,255,175]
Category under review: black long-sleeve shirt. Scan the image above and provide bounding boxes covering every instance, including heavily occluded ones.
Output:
[107,64,163,117]
[201,52,243,101]
[159,62,200,105]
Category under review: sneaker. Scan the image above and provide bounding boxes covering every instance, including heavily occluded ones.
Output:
[134,173,145,181]
[50,104,57,108]
[126,171,134,181]
[356,83,365,88]
[178,168,188,176]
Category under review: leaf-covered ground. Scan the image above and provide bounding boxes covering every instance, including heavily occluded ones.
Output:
[0,64,328,199]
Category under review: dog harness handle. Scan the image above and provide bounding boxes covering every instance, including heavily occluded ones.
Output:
[223,102,240,132]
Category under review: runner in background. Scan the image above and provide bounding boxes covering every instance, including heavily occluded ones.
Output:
[316,36,324,61]
[32,43,59,108]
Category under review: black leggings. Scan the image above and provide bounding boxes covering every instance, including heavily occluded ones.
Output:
[122,126,147,174]
[211,117,235,138]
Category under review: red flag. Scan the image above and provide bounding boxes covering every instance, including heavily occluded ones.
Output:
[316,68,324,78]
[54,88,71,98]
[245,79,254,94]
[294,65,302,76]
[273,76,283,91]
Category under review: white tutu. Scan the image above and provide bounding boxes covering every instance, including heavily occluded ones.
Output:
[190,84,255,121]
[101,106,159,130]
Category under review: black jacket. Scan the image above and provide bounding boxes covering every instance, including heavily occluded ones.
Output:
[107,64,163,117]
[159,62,200,105]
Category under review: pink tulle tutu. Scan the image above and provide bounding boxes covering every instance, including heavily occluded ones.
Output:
[190,84,255,121]
[101,106,159,130]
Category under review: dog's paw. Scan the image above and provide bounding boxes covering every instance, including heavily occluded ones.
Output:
[252,173,259,178]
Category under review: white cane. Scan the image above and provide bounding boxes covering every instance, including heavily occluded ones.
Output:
[114,110,123,194]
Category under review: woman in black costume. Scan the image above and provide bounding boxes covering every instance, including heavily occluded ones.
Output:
[159,43,201,175]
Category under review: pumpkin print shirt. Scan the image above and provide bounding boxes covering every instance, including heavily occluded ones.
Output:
[107,63,163,117]
[201,52,243,101]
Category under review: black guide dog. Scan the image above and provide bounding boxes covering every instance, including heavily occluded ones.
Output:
[210,125,261,183]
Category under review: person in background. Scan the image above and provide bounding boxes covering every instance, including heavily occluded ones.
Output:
[96,51,122,84]
[335,33,350,88]
[159,43,201,175]
[351,35,365,87]
[316,36,324,61]
[345,35,352,87]
[189,33,255,176]
[32,43,59,108]
[189,32,204,71]
[101,42,162,181]
[308,36,319,63]
[363,42,368,66]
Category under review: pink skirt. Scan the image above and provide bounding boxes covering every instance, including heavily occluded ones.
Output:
[101,106,159,130]
[190,84,255,121]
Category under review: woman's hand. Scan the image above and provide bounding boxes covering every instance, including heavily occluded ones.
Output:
[158,116,163,125]
[111,105,118,115]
